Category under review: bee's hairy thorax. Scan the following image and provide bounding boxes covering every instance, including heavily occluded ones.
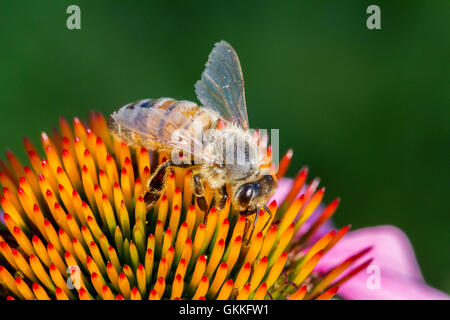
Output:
[197,124,263,189]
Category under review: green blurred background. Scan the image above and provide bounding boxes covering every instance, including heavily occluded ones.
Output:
[0,0,449,292]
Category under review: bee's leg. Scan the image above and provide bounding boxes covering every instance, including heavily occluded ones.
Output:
[193,174,209,223]
[216,186,228,211]
[143,161,171,211]
[143,160,192,211]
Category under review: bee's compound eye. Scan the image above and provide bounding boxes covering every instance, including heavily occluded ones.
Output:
[238,184,254,207]
[266,175,274,183]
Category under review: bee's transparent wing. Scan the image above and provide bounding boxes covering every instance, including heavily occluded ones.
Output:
[108,98,218,163]
[195,41,249,129]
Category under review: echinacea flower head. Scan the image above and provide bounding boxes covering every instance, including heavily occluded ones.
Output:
[0,112,371,300]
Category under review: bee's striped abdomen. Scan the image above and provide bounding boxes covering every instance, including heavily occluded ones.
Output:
[107,97,220,153]
[108,98,173,148]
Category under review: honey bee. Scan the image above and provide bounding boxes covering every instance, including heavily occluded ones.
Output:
[108,41,276,226]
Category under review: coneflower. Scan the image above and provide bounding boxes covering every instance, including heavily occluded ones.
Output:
[0,112,371,300]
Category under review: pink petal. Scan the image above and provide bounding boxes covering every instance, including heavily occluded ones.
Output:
[270,178,334,244]
[294,203,334,244]
[268,177,293,205]
[316,225,449,300]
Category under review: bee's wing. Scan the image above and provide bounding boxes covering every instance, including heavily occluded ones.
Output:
[108,98,218,163]
[195,41,249,130]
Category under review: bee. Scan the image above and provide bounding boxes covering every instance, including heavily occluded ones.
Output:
[107,41,277,227]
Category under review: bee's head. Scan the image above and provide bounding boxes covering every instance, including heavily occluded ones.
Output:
[234,174,276,215]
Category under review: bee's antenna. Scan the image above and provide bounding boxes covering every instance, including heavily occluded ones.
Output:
[246,209,259,245]
[246,205,273,245]
[262,204,273,232]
